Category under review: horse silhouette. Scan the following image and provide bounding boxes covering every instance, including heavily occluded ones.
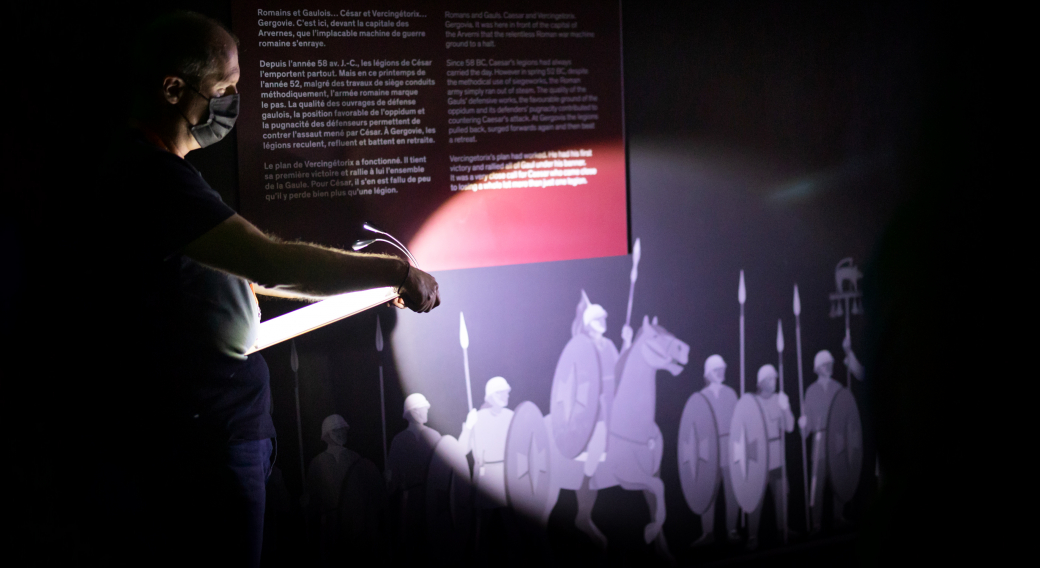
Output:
[543,315,689,554]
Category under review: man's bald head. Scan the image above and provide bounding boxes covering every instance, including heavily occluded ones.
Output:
[132,11,239,96]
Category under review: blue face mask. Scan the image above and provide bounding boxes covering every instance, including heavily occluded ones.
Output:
[181,82,239,148]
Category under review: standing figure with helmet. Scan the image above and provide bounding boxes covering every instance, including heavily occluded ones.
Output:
[800,350,853,532]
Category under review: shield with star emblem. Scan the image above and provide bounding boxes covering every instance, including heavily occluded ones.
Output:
[729,394,769,512]
[426,435,473,556]
[504,401,552,518]
[550,334,603,459]
[826,387,862,503]
[677,392,720,514]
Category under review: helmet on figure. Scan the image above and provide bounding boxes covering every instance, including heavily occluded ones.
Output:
[814,350,834,373]
[402,393,430,418]
[704,354,726,378]
[484,376,511,398]
[582,304,608,327]
[757,364,778,385]
[321,414,349,443]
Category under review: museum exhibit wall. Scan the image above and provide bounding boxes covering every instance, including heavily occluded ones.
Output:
[4,1,994,565]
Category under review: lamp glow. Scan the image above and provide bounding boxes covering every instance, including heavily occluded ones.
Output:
[247,286,398,354]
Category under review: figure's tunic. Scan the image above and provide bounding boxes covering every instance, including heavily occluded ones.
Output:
[702,384,739,467]
[803,376,842,514]
[306,447,361,515]
[754,392,794,471]
[462,408,514,508]
[386,425,441,494]
[803,377,841,439]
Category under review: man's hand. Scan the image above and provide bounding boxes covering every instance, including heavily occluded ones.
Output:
[394,265,440,313]
[778,392,791,411]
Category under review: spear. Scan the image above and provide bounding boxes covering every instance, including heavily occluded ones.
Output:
[739,270,746,396]
[460,312,473,411]
[376,315,388,468]
[793,285,811,531]
[777,319,789,544]
[624,238,642,351]
[291,339,306,492]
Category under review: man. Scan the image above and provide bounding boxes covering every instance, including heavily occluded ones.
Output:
[692,354,741,546]
[568,292,632,478]
[799,350,848,532]
[303,414,360,565]
[96,12,439,567]
[746,364,795,550]
[386,393,442,558]
[459,377,514,507]
[459,377,517,555]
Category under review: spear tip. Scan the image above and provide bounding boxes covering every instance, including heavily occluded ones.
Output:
[776,318,785,352]
[793,284,801,316]
[375,314,384,352]
[290,339,299,373]
[738,270,746,304]
[459,311,470,349]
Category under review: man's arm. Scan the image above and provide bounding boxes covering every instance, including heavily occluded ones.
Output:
[182,214,439,312]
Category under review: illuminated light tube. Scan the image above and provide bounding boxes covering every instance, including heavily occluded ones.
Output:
[247,286,398,354]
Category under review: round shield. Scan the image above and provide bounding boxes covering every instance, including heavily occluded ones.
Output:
[504,401,552,518]
[426,435,473,556]
[551,335,603,459]
[826,388,863,503]
[677,392,720,514]
[338,458,389,554]
[729,394,769,512]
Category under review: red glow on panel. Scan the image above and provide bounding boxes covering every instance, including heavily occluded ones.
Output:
[410,146,628,271]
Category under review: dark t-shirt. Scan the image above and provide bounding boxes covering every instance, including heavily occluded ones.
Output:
[100,131,275,442]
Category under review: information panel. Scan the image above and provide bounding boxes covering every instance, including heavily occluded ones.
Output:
[233,1,626,270]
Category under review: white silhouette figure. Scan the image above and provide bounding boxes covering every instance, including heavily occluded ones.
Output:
[544,316,689,556]
[691,355,742,546]
[386,393,441,557]
[459,377,515,508]
[303,414,360,565]
[798,351,849,531]
[746,364,795,550]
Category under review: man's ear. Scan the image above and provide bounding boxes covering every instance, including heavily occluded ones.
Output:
[161,75,186,104]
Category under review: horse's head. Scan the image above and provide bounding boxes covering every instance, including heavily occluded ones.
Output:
[634,315,690,376]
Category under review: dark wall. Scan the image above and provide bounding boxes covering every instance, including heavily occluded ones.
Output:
[5,1,994,565]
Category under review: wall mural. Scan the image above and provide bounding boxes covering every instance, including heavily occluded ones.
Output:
[259,140,886,566]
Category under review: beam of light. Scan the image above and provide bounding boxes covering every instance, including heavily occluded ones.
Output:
[247,286,398,354]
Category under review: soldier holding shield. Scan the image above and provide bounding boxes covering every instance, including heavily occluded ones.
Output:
[386,393,441,558]
[691,355,741,546]
[746,365,795,550]
[460,377,515,508]
[799,350,849,532]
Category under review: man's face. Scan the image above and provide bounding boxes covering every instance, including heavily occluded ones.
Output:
[707,366,725,384]
[326,426,348,446]
[490,389,510,409]
[175,40,240,148]
[817,362,833,379]
[409,406,429,425]
[758,377,776,396]
[587,317,606,338]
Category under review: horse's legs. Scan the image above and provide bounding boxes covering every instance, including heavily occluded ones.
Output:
[543,480,560,526]
[616,473,666,544]
[643,485,675,564]
[575,476,607,549]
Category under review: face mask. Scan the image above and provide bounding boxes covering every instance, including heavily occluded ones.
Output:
[181,82,239,148]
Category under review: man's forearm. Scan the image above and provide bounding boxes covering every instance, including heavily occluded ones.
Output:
[252,240,408,298]
[183,214,408,298]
